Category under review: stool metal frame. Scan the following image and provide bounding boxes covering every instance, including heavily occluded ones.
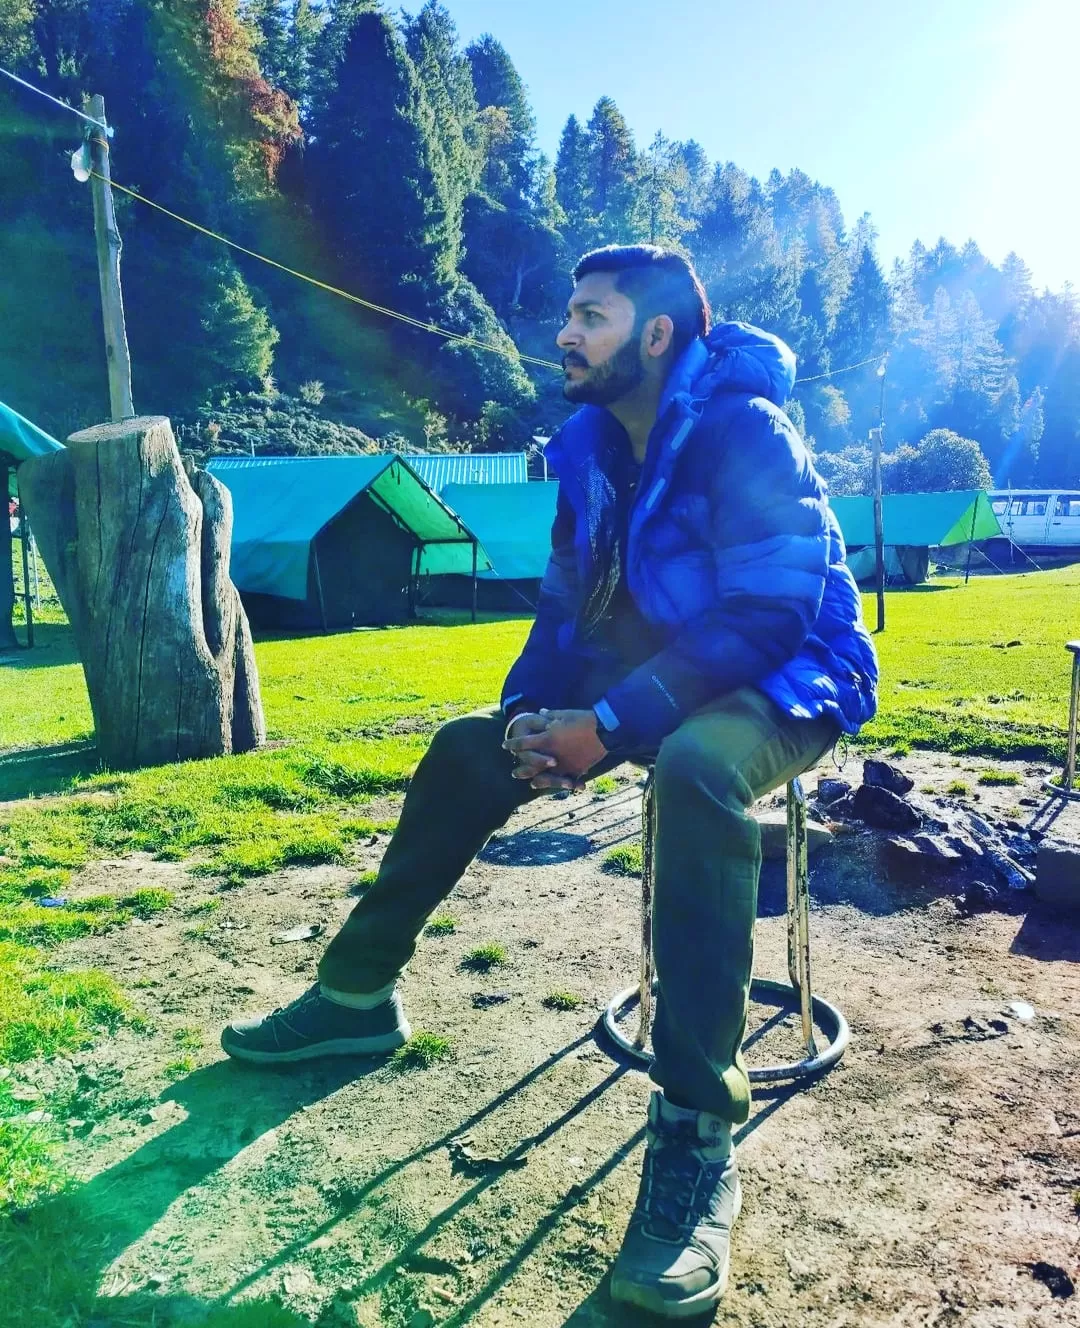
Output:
[1043,641,1080,802]
[602,772,850,1084]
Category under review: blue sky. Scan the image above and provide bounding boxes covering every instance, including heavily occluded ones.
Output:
[413,0,1079,291]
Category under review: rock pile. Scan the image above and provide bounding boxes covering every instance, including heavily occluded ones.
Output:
[813,759,1040,903]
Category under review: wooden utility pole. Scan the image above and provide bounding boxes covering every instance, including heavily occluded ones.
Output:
[87,95,134,421]
[871,426,885,632]
[872,359,888,632]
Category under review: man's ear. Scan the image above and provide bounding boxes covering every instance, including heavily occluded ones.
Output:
[643,314,675,360]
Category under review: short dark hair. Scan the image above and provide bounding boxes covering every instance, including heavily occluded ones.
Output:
[572,245,711,356]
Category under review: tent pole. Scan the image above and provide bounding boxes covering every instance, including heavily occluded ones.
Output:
[471,540,478,624]
[408,545,418,620]
[312,541,328,633]
[963,499,979,585]
[15,469,33,647]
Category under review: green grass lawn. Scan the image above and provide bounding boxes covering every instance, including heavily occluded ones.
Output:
[860,564,1078,759]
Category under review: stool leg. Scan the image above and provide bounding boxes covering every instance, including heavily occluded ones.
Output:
[1066,653,1080,793]
[786,778,818,1058]
[636,771,656,1050]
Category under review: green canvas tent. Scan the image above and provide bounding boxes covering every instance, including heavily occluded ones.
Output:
[423,482,558,609]
[830,490,1001,584]
[207,456,491,629]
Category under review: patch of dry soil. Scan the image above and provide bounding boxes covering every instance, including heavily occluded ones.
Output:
[26,751,1080,1326]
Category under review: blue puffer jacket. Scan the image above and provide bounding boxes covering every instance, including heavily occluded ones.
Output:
[502,322,879,747]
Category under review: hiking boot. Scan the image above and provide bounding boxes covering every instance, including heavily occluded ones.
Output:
[610,1091,742,1319]
[221,984,410,1064]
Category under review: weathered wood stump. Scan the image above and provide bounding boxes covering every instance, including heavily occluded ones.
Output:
[19,416,265,767]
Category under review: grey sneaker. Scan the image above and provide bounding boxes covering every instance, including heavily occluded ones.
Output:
[610,1091,742,1319]
[221,985,411,1064]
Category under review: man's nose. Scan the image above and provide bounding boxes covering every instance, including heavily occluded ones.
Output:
[556,323,578,351]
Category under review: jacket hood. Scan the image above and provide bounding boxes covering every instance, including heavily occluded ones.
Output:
[661,321,797,412]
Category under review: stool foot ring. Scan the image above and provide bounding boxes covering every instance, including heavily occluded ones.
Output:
[601,977,850,1084]
[1042,778,1080,801]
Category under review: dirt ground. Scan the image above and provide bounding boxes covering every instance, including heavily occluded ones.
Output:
[19,748,1080,1327]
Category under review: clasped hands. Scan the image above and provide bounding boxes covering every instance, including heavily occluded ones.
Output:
[502,708,608,791]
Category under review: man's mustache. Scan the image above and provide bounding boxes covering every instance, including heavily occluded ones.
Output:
[562,353,588,369]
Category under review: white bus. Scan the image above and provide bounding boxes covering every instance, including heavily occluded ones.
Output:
[988,490,1080,549]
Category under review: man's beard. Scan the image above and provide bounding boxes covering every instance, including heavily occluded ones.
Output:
[563,332,645,405]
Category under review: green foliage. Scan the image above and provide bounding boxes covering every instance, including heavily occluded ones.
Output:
[0,941,133,1064]
[977,769,1021,786]
[591,775,619,795]
[946,781,970,795]
[391,1030,453,1069]
[461,942,508,972]
[886,429,993,494]
[542,990,582,1011]
[120,888,174,918]
[603,844,643,876]
[424,915,457,936]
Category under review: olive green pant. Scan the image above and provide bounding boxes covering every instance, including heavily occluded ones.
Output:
[319,686,837,1123]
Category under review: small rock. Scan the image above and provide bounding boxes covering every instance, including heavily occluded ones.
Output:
[10,1084,41,1103]
[270,923,323,945]
[946,833,983,859]
[956,881,999,914]
[1005,1000,1035,1022]
[852,784,921,831]
[1018,796,1038,808]
[863,760,915,796]
[1035,840,1080,910]
[756,812,833,859]
[912,834,963,862]
[145,1272,167,1291]
[283,1268,316,1296]
[824,793,856,819]
[815,778,852,806]
[471,992,511,1009]
[1030,1261,1074,1298]
[22,1110,52,1124]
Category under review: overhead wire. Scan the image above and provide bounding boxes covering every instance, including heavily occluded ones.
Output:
[92,170,564,371]
[4,61,888,387]
[0,64,110,132]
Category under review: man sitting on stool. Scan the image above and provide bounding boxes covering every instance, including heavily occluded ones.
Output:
[222,245,878,1320]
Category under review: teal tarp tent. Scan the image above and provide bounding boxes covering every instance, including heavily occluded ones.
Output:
[423,482,557,609]
[830,490,1001,584]
[0,400,64,465]
[207,456,491,629]
[1,400,63,647]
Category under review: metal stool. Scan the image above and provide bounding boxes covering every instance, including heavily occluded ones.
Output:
[602,772,849,1083]
[1043,641,1080,802]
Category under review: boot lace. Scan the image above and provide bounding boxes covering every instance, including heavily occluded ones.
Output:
[640,1120,725,1242]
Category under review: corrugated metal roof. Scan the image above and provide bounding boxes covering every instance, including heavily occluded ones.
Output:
[401,452,527,494]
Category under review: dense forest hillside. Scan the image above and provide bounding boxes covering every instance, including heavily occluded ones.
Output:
[2,1,1077,493]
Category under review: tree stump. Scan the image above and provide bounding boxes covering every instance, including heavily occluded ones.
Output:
[19,416,265,767]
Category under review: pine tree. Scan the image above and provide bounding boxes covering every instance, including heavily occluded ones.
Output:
[637,132,684,245]
[307,8,455,313]
[586,96,638,240]
[555,114,591,248]
[466,34,534,202]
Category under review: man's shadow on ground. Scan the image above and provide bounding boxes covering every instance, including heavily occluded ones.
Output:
[4,1028,803,1327]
